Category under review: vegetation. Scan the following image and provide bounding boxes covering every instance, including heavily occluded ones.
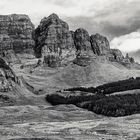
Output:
[79,94,140,117]
[61,87,96,93]
[61,77,140,95]
[46,77,140,117]
[46,93,140,117]
[46,94,103,105]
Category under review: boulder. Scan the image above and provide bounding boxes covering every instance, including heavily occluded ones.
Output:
[34,13,75,67]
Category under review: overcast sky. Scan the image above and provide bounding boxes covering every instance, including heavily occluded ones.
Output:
[1,0,140,52]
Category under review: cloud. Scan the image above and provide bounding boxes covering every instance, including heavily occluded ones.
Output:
[48,0,75,7]
[110,30,140,52]
[0,0,140,40]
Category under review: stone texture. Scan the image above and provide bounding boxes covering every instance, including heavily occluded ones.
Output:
[33,13,136,67]
[0,14,35,55]
[0,58,19,92]
[122,53,135,65]
[73,55,92,67]
[34,13,75,67]
[90,33,110,55]
[73,28,93,66]
[109,49,135,66]
[74,28,92,56]
[110,49,124,62]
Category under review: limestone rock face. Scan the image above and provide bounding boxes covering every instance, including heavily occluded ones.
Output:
[73,28,93,66]
[110,49,124,62]
[0,14,35,55]
[90,33,110,55]
[34,13,75,67]
[74,28,92,55]
[0,58,19,92]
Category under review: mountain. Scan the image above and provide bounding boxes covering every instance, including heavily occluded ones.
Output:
[0,14,35,63]
[34,13,137,68]
[0,13,140,140]
[0,13,139,102]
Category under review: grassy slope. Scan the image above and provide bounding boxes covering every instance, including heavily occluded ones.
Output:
[0,58,140,139]
[14,58,140,94]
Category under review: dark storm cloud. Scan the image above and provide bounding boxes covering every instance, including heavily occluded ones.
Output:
[63,0,140,40]
[100,10,140,39]
[64,16,131,40]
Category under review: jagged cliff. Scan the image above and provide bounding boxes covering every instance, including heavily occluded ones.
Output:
[0,14,35,62]
[34,13,135,68]
[90,33,110,55]
[0,13,136,68]
[34,14,75,67]
[0,57,19,92]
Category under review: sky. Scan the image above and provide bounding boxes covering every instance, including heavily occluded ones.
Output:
[1,0,140,52]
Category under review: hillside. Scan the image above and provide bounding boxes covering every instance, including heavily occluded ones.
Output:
[0,13,140,140]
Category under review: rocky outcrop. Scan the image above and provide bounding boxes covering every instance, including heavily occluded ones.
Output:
[33,13,137,68]
[73,55,92,67]
[73,28,93,66]
[90,33,110,55]
[109,49,135,66]
[0,58,19,92]
[109,49,124,62]
[34,13,75,67]
[0,14,35,56]
[74,28,92,54]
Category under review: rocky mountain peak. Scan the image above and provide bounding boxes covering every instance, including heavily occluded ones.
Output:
[34,13,75,67]
[39,13,69,31]
[0,13,132,68]
[0,14,35,62]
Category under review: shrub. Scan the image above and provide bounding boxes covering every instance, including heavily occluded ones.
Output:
[46,93,140,117]
[62,77,140,95]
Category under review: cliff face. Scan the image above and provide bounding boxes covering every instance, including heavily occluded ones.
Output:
[0,57,19,92]
[74,28,92,54]
[73,28,93,66]
[90,33,110,55]
[33,13,135,68]
[0,14,35,56]
[34,14,75,67]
